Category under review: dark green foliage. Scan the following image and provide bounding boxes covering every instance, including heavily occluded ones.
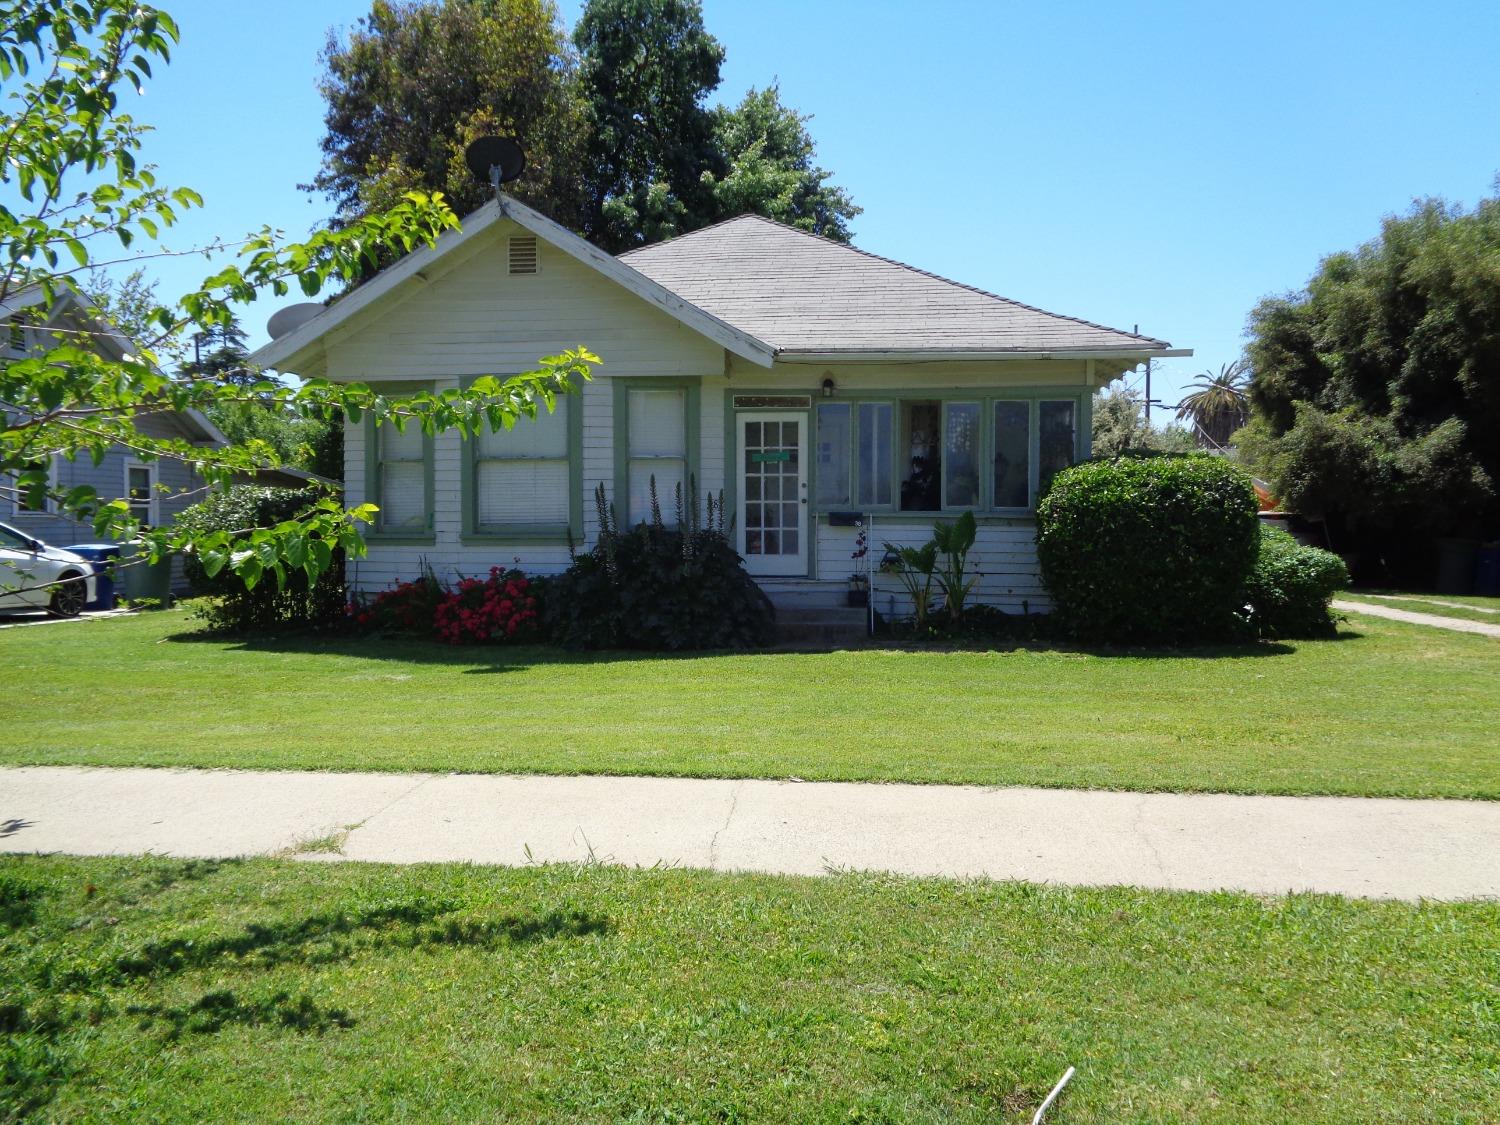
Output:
[310,0,858,252]
[1243,191,1500,562]
[1036,455,1261,643]
[310,0,587,227]
[176,488,346,634]
[1091,387,1197,456]
[1245,526,1349,639]
[546,483,773,649]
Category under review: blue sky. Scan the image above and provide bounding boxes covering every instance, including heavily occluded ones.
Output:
[126,0,1500,406]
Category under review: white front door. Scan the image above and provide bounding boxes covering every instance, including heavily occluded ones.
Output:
[737,412,808,576]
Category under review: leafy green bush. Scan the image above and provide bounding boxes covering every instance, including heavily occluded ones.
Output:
[176,487,346,634]
[1245,526,1349,638]
[546,484,774,650]
[1036,455,1260,643]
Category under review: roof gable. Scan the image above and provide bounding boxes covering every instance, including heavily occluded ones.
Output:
[619,215,1174,358]
[249,198,776,374]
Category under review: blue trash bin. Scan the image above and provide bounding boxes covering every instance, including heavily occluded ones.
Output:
[64,543,123,609]
[1477,543,1500,597]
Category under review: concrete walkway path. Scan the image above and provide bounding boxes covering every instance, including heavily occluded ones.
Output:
[1367,594,1498,614]
[1334,598,1500,638]
[3,766,1497,901]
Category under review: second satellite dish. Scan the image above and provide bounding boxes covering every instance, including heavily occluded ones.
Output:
[464,136,526,189]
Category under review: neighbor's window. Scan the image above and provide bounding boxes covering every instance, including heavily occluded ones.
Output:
[125,461,157,526]
[856,402,893,507]
[992,400,1030,509]
[943,402,981,508]
[474,399,570,531]
[626,388,687,523]
[1038,400,1078,497]
[372,420,430,535]
[815,402,851,507]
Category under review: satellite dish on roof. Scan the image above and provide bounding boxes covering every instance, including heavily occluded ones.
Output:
[267,302,323,340]
[464,136,526,191]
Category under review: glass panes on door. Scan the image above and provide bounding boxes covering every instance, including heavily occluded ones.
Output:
[743,419,800,557]
[627,388,687,523]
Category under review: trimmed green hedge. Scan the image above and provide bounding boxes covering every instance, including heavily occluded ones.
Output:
[1246,526,1349,639]
[1036,455,1260,643]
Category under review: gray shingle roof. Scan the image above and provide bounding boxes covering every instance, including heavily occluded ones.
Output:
[619,214,1168,355]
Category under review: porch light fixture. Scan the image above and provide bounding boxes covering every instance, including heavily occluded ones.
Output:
[821,377,835,398]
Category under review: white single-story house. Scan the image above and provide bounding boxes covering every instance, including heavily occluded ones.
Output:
[2,287,227,585]
[250,197,1186,612]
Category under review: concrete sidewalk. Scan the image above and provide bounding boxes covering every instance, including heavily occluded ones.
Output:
[4,766,1497,901]
[1334,598,1500,637]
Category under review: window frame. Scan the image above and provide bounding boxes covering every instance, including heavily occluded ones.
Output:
[791,388,1089,517]
[612,378,701,526]
[814,401,853,509]
[460,376,583,544]
[123,458,158,527]
[363,379,436,544]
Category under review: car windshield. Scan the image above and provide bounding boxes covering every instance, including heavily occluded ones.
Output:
[0,523,36,549]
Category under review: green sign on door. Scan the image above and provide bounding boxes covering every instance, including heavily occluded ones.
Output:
[751,450,791,463]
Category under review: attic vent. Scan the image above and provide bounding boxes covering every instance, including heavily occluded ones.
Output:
[508,235,538,275]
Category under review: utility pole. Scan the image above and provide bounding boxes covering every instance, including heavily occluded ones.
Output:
[1136,324,1152,422]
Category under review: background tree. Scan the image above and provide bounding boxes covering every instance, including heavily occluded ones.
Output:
[1091,386,1197,457]
[308,0,859,252]
[705,84,859,241]
[181,314,255,387]
[2,0,594,596]
[310,0,587,227]
[1239,191,1500,574]
[1174,361,1249,450]
[571,0,724,251]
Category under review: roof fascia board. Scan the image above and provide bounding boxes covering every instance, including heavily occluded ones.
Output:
[775,347,1191,364]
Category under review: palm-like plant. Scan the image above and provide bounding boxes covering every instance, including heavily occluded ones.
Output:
[1175,360,1250,450]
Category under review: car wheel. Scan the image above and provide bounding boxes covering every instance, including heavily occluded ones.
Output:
[48,574,88,618]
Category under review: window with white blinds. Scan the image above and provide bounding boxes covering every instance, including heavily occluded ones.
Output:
[626,388,687,523]
[474,399,571,530]
[374,421,429,534]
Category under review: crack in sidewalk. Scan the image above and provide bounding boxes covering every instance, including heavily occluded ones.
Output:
[707,780,744,870]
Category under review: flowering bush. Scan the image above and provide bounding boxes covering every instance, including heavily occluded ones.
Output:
[348,567,541,644]
[432,569,540,644]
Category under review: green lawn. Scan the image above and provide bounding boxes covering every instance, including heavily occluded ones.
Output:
[3,854,1496,1122]
[4,608,1500,798]
[1341,591,1500,626]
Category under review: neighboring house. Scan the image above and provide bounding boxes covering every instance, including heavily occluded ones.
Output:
[1,287,226,584]
[250,197,1187,611]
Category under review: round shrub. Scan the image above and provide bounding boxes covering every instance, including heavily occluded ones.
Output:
[547,523,774,650]
[1245,526,1349,638]
[176,486,346,634]
[1036,455,1260,643]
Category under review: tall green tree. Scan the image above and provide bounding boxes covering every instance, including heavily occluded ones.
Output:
[1239,191,1500,566]
[181,315,255,387]
[572,0,725,251]
[309,0,586,227]
[1091,387,1196,456]
[706,84,859,242]
[2,0,594,597]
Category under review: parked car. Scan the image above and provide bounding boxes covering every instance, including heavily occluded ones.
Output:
[0,522,96,616]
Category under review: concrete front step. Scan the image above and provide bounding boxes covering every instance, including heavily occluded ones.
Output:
[773,605,869,647]
[759,579,851,611]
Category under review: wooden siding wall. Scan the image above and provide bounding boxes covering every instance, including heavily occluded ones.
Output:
[332,229,1130,601]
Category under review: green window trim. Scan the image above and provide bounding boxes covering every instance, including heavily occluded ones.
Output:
[729,387,1088,520]
[612,378,701,525]
[363,379,436,544]
[460,375,584,545]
